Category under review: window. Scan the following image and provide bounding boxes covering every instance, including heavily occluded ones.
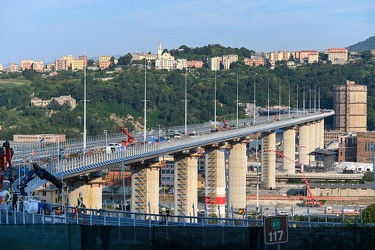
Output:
[42,191,46,196]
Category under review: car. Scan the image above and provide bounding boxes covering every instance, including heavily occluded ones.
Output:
[277,211,289,216]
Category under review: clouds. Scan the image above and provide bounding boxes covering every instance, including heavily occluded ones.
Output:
[0,0,374,65]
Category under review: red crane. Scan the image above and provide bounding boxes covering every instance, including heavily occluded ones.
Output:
[120,126,136,146]
[264,149,323,207]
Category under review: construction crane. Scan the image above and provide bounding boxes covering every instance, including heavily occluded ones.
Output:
[120,126,136,146]
[264,149,323,207]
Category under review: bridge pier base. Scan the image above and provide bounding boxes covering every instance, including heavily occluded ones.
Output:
[67,171,103,209]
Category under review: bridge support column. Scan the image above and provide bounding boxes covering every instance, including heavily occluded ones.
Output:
[283,127,296,174]
[228,138,248,210]
[173,152,199,219]
[130,162,161,214]
[67,171,103,209]
[204,145,227,217]
[315,120,321,149]
[309,122,316,164]
[320,119,325,149]
[261,132,276,190]
[299,124,310,167]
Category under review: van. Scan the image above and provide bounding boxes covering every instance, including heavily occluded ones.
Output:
[326,206,333,212]
[277,211,289,216]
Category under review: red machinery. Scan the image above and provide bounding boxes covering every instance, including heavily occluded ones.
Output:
[264,149,323,207]
[0,141,14,191]
[221,117,228,131]
[120,126,136,146]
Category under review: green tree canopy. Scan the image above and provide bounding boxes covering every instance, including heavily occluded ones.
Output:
[363,203,375,223]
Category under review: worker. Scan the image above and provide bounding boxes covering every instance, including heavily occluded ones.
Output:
[74,206,79,219]
[77,192,84,209]
[5,188,12,206]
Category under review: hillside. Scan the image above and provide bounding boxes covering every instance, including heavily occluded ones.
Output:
[347,36,375,52]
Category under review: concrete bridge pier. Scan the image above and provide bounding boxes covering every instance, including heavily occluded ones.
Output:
[173,149,200,220]
[67,170,103,209]
[204,144,227,218]
[130,159,164,214]
[309,122,316,163]
[299,123,310,167]
[261,131,276,190]
[283,127,296,174]
[227,137,249,211]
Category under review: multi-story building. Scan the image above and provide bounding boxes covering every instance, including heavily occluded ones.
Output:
[32,60,44,72]
[71,59,84,70]
[299,50,319,64]
[244,56,265,67]
[208,57,221,71]
[333,80,367,132]
[13,134,66,143]
[222,54,238,69]
[266,51,290,61]
[78,55,88,67]
[99,56,112,69]
[187,60,203,68]
[155,52,175,70]
[326,48,348,64]
[357,132,375,163]
[337,133,357,162]
[21,59,33,70]
[371,49,375,57]
[9,62,19,72]
[0,64,3,71]
[54,59,68,71]
[31,95,77,110]
[63,55,74,69]
[174,59,187,70]
[308,53,319,64]
[131,52,158,62]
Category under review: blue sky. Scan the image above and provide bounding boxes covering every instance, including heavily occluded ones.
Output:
[1,0,374,65]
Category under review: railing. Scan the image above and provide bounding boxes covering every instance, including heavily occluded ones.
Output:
[0,204,371,228]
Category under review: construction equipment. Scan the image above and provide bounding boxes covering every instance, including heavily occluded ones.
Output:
[221,117,228,130]
[264,149,323,207]
[18,163,63,196]
[0,141,15,191]
[120,126,136,146]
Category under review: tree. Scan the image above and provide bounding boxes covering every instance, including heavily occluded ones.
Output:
[363,203,375,223]
[88,59,95,66]
[361,171,374,183]
[118,53,132,65]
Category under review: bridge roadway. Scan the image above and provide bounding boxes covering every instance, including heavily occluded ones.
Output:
[18,110,334,195]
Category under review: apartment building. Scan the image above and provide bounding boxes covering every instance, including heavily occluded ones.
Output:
[299,50,319,64]
[187,60,203,68]
[266,51,290,61]
[9,62,19,72]
[131,52,158,62]
[244,56,265,67]
[208,57,221,71]
[71,59,84,70]
[222,54,238,69]
[63,55,74,69]
[326,48,348,65]
[174,59,187,70]
[0,64,3,71]
[54,59,68,71]
[99,56,112,69]
[21,60,33,71]
[78,55,88,67]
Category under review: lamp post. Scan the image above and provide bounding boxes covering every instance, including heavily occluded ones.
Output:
[267,78,270,121]
[143,59,147,146]
[157,124,161,141]
[214,70,217,128]
[103,129,107,147]
[252,73,257,125]
[184,72,188,135]
[236,73,239,127]
[83,49,87,150]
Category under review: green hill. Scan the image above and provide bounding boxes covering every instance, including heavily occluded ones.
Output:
[347,36,375,52]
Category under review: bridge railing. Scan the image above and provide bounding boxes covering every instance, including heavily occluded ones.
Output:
[1,203,370,228]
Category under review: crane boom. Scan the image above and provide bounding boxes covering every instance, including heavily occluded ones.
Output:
[120,126,135,146]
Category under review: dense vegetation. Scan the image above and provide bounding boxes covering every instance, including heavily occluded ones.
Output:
[0,45,374,140]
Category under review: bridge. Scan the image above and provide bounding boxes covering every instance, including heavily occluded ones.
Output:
[11,110,334,218]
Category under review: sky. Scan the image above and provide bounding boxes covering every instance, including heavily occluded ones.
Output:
[1,0,374,65]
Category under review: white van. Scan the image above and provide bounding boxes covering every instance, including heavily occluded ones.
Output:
[277,211,289,216]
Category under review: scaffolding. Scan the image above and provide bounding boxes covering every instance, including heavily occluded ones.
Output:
[205,149,217,215]
[175,157,187,216]
[133,167,147,213]
[261,135,270,189]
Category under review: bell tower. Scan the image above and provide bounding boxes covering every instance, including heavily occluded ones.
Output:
[157,43,162,57]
